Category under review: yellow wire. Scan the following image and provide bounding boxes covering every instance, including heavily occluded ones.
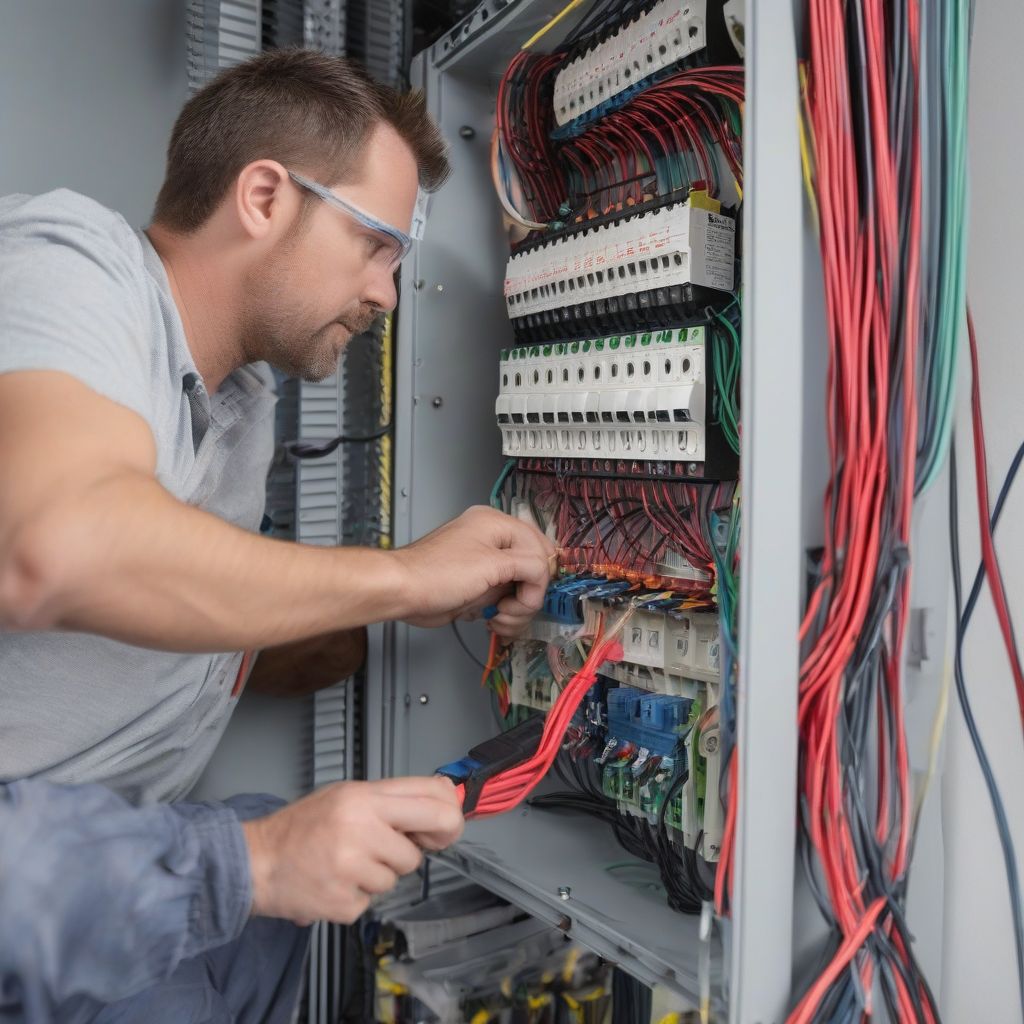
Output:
[521,0,587,50]
[657,1014,682,1024]
[561,946,581,984]
[378,312,393,549]
[797,63,819,232]
[470,1011,491,1024]
[913,655,952,836]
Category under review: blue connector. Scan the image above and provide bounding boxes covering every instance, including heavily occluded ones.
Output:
[435,756,481,785]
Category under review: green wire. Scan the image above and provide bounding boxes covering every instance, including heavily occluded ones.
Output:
[491,458,516,510]
[711,307,741,455]
[917,0,970,492]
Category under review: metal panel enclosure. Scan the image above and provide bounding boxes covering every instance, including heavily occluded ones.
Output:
[366,2,806,1018]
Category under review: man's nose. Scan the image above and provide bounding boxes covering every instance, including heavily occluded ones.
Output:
[363,263,399,313]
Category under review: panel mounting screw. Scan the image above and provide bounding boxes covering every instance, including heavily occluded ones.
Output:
[432,396,443,408]
[435,284,444,293]
[558,886,571,901]
[418,694,429,705]
[414,279,425,290]
[459,125,476,139]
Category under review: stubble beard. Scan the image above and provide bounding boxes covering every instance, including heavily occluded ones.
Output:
[242,260,380,382]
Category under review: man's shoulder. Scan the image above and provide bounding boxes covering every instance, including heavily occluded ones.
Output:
[0,189,142,263]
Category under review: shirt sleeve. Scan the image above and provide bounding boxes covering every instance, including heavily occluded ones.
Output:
[0,779,283,1014]
[0,191,155,431]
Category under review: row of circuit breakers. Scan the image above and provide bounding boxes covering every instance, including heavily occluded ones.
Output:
[550,0,746,136]
[498,195,737,480]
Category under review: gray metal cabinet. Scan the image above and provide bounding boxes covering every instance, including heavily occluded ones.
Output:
[365,3,809,1020]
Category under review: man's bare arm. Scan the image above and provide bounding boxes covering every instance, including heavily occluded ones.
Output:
[0,372,556,651]
[246,627,367,697]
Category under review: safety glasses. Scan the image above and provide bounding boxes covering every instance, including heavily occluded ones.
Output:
[287,170,412,269]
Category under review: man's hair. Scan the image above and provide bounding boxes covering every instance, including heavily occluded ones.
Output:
[153,49,450,232]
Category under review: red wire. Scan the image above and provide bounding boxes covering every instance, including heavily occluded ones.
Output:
[967,307,1024,730]
[768,0,926,1016]
[461,631,625,818]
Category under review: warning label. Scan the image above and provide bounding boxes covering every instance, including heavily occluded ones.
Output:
[703,212,735,291]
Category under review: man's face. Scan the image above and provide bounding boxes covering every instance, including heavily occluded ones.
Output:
[242,124,419,381]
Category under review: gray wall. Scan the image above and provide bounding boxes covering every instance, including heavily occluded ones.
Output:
[941,2,1024,1018]
[0,0,312,803]
[0,0,188,225]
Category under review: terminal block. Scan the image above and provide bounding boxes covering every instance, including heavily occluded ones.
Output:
[503,195,735,345]
[496,324,738,479]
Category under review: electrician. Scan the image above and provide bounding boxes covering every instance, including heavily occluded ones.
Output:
[0,50,554,1022]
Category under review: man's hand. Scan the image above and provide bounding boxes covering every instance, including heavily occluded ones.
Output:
[391,506,556,637]
[242,777,463,926]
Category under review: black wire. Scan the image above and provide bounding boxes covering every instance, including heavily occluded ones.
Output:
[450,620,488,671]
[285,421,392,459]
[411,857,431,906]
[949,440,1024,1018]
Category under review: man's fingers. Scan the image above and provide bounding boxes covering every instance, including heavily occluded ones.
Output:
[408,819,465,851]
[473,583,514,612]
[489,510,557,561]
[488,617,528,639]
[375,832,424,877]
[376,792,464,836]
[494,593,537,620]
[365,776,462,801]
[513,569,550,614]
[358,863,399,896]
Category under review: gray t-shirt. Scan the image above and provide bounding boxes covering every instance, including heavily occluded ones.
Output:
[0,190,278,803]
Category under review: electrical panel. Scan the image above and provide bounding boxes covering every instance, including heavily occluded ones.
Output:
[384,0,811,1016]
[418,0,745,929]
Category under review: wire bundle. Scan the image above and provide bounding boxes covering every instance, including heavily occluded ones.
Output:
[915,1,971,492]
[495,46,743,229]
[557,68,744,217]
[707,489,740,913]
[533,747,716,915]
[514,471,734,599]
[711,298,742,456]
[481,632,512,718]
[462,615,628,818]
[494,50,563,229]
[948,312,1024,1016]
[757,0,942,1020]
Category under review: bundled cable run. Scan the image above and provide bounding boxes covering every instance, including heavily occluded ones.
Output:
[948,308,1024,1018]
[915,1,971,492]
[454,613,629,818]
[496,58,743,228]
[511,469,734,598]
[751,0,956,1020]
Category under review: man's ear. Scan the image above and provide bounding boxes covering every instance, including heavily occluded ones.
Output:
[234,160,294,240]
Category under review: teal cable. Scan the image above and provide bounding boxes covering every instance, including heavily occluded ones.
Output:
[491,458,516,510]
[918,0,971,492]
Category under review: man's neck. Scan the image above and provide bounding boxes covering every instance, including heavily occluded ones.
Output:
[145,223,245,394]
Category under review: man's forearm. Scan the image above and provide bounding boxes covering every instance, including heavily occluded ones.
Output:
[247,627,368,697]
[9,471,406,652]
